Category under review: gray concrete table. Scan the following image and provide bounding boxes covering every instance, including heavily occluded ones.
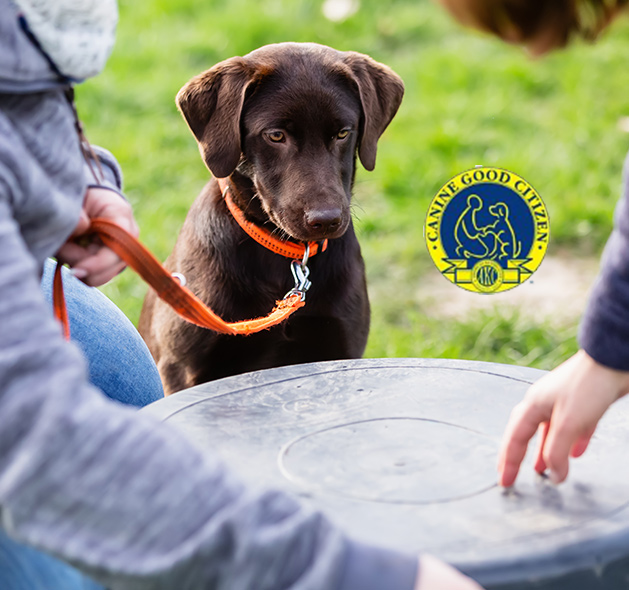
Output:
[143,358,629,589]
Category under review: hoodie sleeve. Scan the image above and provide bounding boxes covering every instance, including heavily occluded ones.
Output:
[0,133,417,590]
[84,144,126,198]
[579,151,629,370]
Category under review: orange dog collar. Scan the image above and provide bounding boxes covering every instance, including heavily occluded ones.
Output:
[217,177,328,259]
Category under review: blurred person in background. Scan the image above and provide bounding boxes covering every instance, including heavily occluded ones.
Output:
[438,0,629,487]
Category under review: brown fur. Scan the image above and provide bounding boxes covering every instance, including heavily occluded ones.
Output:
[138,43,404,395]
[438,0,628,50]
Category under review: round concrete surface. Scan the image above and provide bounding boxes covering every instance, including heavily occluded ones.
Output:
[143,358,629,589]
[279,417,498,504]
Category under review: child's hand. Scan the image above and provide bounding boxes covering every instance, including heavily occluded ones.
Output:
[415,555,484,590]
[498,349,629,487]
[56,187,139,287]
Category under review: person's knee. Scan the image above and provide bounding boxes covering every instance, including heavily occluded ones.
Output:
[41,259,163,407]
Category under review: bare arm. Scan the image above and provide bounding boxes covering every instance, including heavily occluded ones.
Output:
[415,556,484,590]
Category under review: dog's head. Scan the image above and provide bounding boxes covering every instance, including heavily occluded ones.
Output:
[177,43,404,242]
[489,203,508,218]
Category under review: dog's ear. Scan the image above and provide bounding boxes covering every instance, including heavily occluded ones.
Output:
[176,58,255,178]
[342,53,404,171]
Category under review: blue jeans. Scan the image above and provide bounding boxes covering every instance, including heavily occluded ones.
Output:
[0,260,164,589]
[41,260,164,407]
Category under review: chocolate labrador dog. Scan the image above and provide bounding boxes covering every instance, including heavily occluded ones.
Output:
[139,42,404,395]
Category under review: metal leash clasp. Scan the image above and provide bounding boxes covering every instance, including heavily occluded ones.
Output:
[172,272,187,287]
[284,244,312,302]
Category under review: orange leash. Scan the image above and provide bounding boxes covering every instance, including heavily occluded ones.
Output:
[53,262,70,341]
[52,218,314,339]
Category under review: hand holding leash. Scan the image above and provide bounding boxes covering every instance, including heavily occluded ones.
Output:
[56,187,139,286]
[53,217,310,339]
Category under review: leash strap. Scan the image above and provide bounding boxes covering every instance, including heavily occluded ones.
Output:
[53,261,70,340]
[218,178,328,258]
[52,218,307,339]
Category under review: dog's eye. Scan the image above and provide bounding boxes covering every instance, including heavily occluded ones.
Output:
[336,129,350,140]
[267,131,285,143]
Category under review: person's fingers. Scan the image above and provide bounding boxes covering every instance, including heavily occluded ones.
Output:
[533,421,549,474]
[129,215,139,237]
[570,427,595,458]
[498,400,549,487]
[57,237,126,286]
[83,189,139,236]
[70,209,91,238]
[73,248,126,287]
[541,417,583,484]
[55,240,101,268]
[81,260,126,287]
[54,188,140,286]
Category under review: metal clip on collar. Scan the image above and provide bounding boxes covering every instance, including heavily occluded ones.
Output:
[285,244,312,302]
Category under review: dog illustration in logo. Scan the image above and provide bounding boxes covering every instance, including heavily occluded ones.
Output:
[485,202,521,261]
[454,195,520,263]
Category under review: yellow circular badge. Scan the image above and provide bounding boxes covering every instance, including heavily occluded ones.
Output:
[424,167,549,294]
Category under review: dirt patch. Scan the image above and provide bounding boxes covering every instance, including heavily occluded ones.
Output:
[418,256,601,325]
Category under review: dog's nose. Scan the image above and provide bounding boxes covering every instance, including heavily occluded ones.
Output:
[305,208,342,234]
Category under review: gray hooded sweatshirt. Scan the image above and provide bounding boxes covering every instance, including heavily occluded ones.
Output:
[0,2,417,588]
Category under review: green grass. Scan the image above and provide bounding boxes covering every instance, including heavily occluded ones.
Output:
[77,0,629,370]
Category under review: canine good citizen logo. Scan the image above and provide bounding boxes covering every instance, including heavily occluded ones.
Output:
[424,167,549,294]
